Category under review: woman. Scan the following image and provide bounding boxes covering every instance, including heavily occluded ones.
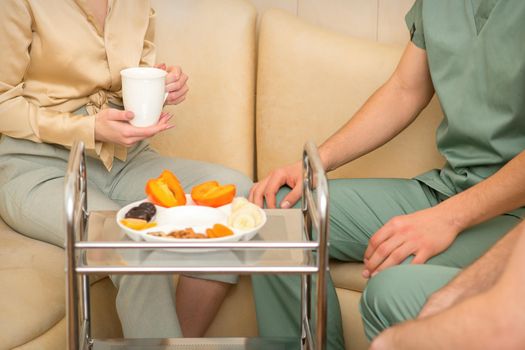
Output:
[0,0,251,338]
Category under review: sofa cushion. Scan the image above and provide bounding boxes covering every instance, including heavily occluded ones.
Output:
[330,261,367,292]
[12,319,66,350]
[0,218,64,349]
[256,9,444,180]
[150,0,257,179]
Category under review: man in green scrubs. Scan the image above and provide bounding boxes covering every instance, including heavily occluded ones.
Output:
[249,0,525,348]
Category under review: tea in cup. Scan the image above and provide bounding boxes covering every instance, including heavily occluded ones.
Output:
[120,67,168,127]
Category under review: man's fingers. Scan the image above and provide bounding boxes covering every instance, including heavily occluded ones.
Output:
[248,184,257,203]
[250,179,269,208]
[264,189,278,209]
[263,172,290,209]
[370,242,416,277]
[364,225,394,261]
[281,185,302,209]
[411,250,431,265]
[364,234,404,277]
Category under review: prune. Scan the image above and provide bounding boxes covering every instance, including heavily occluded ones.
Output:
[138,202,156,216]
[125,202,156,222]
[125,208,150,221]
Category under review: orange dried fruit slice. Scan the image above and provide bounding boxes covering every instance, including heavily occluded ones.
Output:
[206,223,234,238]
[120,218,157,230]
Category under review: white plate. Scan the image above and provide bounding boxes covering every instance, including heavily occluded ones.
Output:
[116,195,266,247]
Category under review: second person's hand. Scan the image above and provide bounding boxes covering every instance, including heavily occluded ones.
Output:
[249,161,303,209]
[95,108,173,147]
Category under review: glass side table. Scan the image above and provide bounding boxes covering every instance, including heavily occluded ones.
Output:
[65,140,330,350]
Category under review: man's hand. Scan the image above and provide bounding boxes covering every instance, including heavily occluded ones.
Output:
[95,108,173,147]
[248,162,302,208]
[156,63,189,105]
[363,206,462,278]
[369,327,402,350]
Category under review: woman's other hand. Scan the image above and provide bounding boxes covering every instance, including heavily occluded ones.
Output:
[156,63,189,105]
[94,108,173,147]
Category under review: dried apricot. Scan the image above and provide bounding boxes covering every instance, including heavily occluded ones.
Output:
[120,218,157,230]
[207,223,234,238]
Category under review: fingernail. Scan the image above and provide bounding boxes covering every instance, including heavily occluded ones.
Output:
[281,201,290,209]
[362,270,370,278]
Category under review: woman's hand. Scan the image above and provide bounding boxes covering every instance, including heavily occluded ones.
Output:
[156,63,189,105]
[94,108,173,147]
[363,205,463,278]
[249,161,303,209]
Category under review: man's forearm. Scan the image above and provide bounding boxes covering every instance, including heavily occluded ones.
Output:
[433,220,522,302]
[318,42,434,172]
[437,150,525,235]
[373,289,505,350]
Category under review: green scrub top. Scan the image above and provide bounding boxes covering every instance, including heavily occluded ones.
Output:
[405,0,525,209]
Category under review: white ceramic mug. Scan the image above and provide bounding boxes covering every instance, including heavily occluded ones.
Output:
[120,67,168,127]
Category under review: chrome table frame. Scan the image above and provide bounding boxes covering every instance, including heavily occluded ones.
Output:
[65,140,330,350]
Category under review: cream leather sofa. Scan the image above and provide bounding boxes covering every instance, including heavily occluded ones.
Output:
[0,1,444,349]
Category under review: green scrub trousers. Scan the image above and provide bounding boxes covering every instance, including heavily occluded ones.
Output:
[252,0,525,348]
[252,180,520,348]
[0,133,252,338]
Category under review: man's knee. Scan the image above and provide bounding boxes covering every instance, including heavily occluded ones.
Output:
[360,265,423,340]
[360,264,455,340]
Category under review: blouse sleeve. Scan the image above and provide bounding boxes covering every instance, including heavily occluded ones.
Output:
[405,0,426,49]
[0,0,95,150]
[139,7,157,67]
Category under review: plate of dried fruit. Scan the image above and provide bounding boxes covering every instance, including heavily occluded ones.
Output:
[116,196,266,246]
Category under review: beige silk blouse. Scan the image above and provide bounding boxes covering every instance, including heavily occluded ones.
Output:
[0,0,156,170]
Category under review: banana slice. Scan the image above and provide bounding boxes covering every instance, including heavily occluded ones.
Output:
[229,211,257,229]
[231,197,250,212]
[228,205,262,229]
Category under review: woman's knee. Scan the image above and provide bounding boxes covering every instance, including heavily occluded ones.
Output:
[230,171,253,198]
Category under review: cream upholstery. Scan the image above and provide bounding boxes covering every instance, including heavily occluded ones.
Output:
[150,0,257,179]
[0,220,65,349]
[0,3,446,350]
[256,9,444,180]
